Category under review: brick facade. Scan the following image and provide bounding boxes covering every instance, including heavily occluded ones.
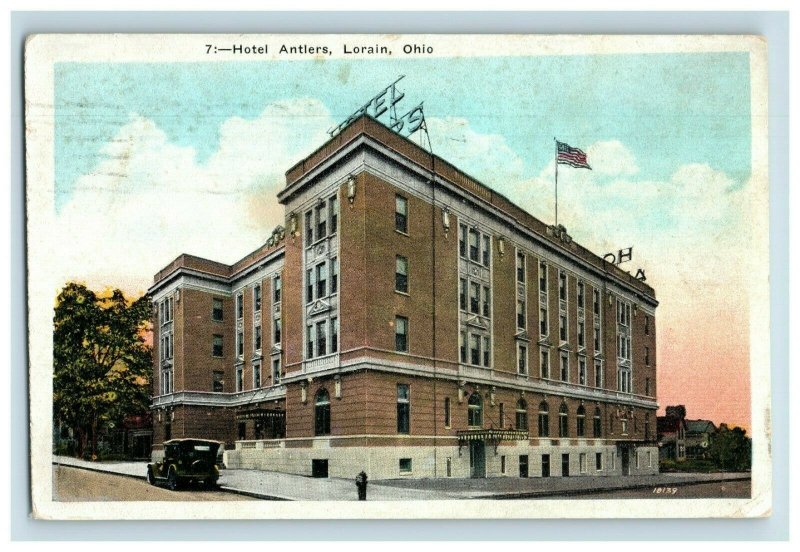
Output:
[149,115,658,479]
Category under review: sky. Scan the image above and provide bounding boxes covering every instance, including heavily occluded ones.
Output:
[53,52,754,430]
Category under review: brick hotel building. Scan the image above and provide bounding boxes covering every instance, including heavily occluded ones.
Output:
[149,115,659,479]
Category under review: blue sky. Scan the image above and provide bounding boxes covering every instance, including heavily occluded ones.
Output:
[55,52,751,211]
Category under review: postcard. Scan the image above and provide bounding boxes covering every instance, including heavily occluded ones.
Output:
[24,33,770,519]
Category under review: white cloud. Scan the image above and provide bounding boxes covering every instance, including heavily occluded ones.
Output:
[55,98,334,293]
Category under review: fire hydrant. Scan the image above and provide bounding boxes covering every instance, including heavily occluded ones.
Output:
[355,470,368,501]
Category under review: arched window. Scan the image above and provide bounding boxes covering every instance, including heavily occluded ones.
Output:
[576,405,586,437]
[538,401,549,437]
[559,403,569,437]
[467,393,483,427]
[516,399,528,431]
[593,406,602,437]
[314,388,331,436]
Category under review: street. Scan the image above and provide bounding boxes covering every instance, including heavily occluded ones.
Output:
[52,465,256,502]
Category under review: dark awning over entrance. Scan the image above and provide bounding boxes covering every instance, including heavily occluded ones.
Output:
[457,428,529,443]
[235,408,285,421]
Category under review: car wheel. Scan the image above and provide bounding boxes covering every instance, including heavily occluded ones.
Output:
[204,477,217,490]
[166,467,178,491]
[146,468,155,486]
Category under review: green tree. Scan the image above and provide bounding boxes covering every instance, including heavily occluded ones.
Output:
[53,283,152,459]
[708,424,752,472]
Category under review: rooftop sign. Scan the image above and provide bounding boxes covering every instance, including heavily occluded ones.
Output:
[327,75,425,139]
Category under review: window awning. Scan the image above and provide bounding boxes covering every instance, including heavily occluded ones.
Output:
[235,409,285,421]
[457,428,529,443]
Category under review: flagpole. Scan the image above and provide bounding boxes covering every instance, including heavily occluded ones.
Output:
[554,137,558,226]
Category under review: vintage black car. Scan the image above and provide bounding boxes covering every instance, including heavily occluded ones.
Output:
[146,438,221,490]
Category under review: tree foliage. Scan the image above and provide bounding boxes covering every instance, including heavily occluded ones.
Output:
[707,424,752,472]
[53,283,152,458]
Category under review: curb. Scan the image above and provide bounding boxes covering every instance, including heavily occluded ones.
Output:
[480,475,752,500]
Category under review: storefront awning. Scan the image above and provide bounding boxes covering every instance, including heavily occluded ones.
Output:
[457,428,529,443]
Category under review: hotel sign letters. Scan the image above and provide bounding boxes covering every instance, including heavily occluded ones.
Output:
[328,75,425,139]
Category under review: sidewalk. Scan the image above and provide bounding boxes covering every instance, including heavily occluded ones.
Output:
[53,456,749,501]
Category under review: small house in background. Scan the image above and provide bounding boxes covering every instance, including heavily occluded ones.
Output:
[657,405,687,461]
[685,419,717,459]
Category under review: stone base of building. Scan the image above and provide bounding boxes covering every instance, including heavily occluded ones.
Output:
[222,439,659,480]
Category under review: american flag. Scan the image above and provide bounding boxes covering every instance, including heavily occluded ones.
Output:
[556,140,591,170]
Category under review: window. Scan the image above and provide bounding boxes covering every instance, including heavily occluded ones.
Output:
[306,268,314,303]
[517,299,526,329]
[594,326,602,352]
[516,399,528,430]
[236,293,243,319]
[237,422,245,441]
[578,321,585,348]
[212,334,223,357]
[444,397,451,428]
[306,325,314,359]
[273,317,282,345]
[617,367,632,393]
[459,278,467,311]
[212,298,224,321]
[395,256,408,293]
[482,235,490,267]
[645,376,651,396]
[645,315,650,335]
[540,307,548,336]
[579,357,587,386]
[577,281,584,308]
[459,331,467,363]
[316,263,327,298]
[621,419,628,435]
[482,336,491,367]
[395,195,408,233]
[237,331,244,358]
[329,195,339,233]
[272,358,281,384]
[254,325,262,351]
[399,458,412,474]
[330,258,338,294]
[253,362,261,389]
[576,405,586,437]
[254,284,262,312]
[538,401,549,437]
[517,343,528,375]
[316,320,327,357]
[330,317,338,353]
[468,228,479,262]
[467,393,483,427]
[212,371,224,393]
[645,346,650,366]
[559,271,567,301]
[516,251,526,283]
[593,289,600,316]
[539,261,548,292]
[559,403,569,437]
[305,209,313,243]
[273,274,282,303]
[395,316,408,352]
[160,366,173,395]
[314,389,331,435]
[540,349,550,379]
[315,201,327,240]
[459,224,467,258]
[559,313,567,342]
[501,456,506,474]
[482,286,491,318]
[499,403,505,428]
[596,452,603,471]
[236,365,243,392]
[397,384,410,434]
[560,353,569,382]
[469,334,480,365]
[469,282,480,314]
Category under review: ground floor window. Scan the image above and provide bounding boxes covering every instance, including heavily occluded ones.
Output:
[399,458,412,474]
